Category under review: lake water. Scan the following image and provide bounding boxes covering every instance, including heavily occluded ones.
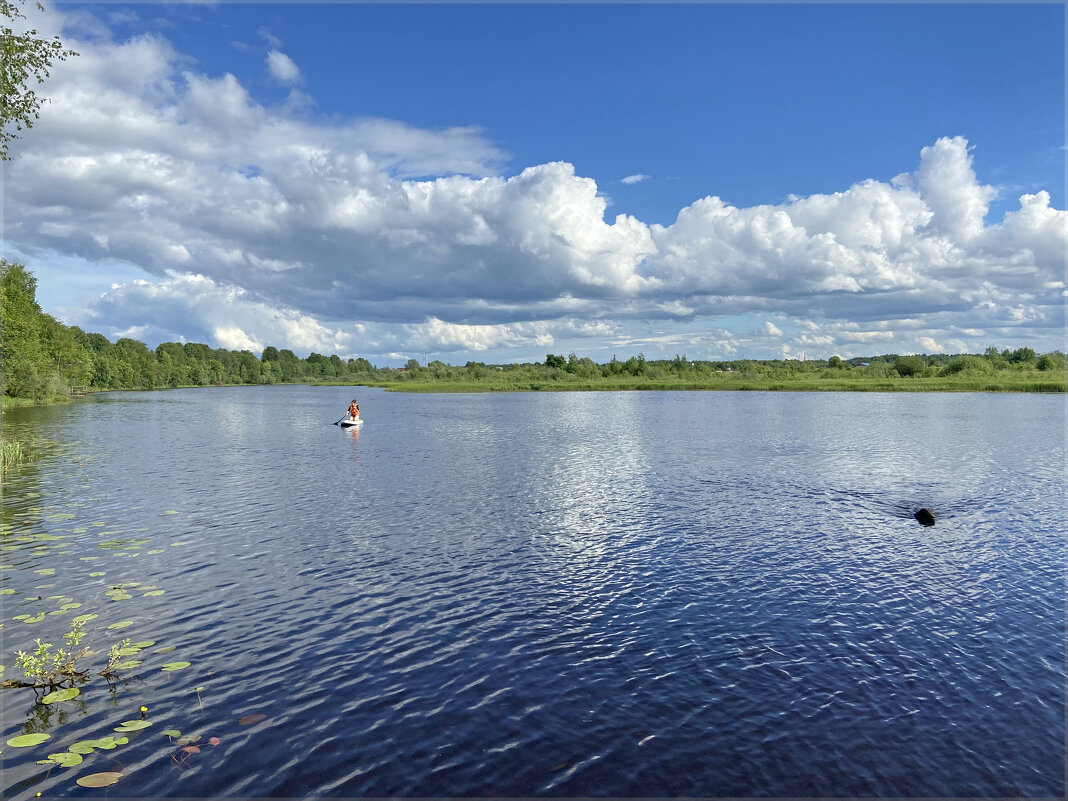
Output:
[1,387,1064,798]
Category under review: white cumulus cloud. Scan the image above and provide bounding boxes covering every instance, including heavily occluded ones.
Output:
[4,10,1065,363]
[266,50,301,85]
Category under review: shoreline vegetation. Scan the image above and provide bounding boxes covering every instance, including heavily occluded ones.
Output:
[2,260,1065,412]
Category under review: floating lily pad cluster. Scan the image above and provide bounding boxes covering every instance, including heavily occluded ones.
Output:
[4,705,241,789]
[15,715,157,787]
[3,508,194,691]
[1,489,219,793]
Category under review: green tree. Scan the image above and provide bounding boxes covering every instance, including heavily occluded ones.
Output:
[0,259,50,398]
[1,0,77,160]
[41,313,90,391]
[349,357,374,374]
[939,355,992,377]
[545,353,565,369]
[1036,352,1065,371]
[276,349,302,381]
[1008,347,1036,365]
[894,355,926,377]
[235,350,261,383]
[90,353,113,388]
[114,337,157,388]
[156,342,189,387]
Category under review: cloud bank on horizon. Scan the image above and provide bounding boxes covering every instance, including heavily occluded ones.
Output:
[4,9,1065,364]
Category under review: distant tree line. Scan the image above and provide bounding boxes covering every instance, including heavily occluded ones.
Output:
[398,347,1063,386]
[2,260,1064,403]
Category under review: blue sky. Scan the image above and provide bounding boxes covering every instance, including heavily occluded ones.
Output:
[4,2,1065,364]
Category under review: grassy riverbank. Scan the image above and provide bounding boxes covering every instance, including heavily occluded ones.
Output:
[6,371,1063,406]
[323,372,1066,394]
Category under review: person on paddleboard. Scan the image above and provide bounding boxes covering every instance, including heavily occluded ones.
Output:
[348,399,360,419]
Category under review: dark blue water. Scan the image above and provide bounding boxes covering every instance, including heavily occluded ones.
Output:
[1,387,1064,797]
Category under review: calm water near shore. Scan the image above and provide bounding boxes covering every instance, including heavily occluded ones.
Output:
[1,387,1064,797]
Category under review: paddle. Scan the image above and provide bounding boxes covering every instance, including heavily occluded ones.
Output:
[333,415,347,426]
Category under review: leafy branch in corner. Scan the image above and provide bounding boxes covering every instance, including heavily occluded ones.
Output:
[0,0,78,160]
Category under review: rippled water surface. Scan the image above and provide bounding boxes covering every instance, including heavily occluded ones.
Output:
[1,387,1064,797]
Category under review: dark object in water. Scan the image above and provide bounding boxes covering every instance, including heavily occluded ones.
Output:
[915,507,936,527]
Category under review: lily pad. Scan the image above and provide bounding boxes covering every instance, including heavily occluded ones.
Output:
[147,549,165,555]
[161,661,190,671]
[60,602,82,610]
[77,772,122,788]
[163,510,179,515]
[34,568,56,576]
[72,613,99,624]
[115,646,142,656]
[88,572,105,577]
[7,732,51,747]
[130,640,155,648]
[23,612,46,624]
[176,734,200,746]
[153,645,177,654]
[107,620,133,630]
[110,660,141,671]
[0,588,15,595]
[40,751,82,767]
[68,741,98,754]
[114,720,152,732]
[108,592,133,601]
[161,729,181,738]
[86,735,126,750]
[143,590,164,597]
[41,687,80,704]
[237,713,267,726]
